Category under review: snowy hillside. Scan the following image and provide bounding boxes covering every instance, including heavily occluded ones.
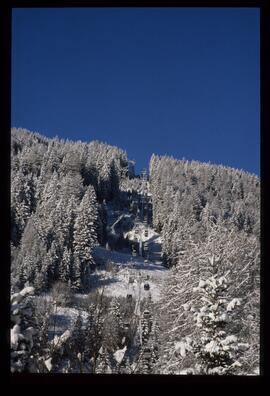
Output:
[10,128,260,375]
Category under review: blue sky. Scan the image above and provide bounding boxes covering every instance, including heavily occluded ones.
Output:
[12,7,260,175]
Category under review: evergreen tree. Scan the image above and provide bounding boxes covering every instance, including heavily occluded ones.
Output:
[73,186,98,290]
[189,274,248,375]
[95,347,113,374]
[11,286,36,372]
[71,256,83,292]
[59,247,73,284]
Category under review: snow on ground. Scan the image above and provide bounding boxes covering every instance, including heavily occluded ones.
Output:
[36,225,168,338]
[49,306,89,337]
[105,202,130,227]
[93,245,162,268]
[91,209,168,302]
[36,207,168,338]
[34,219,167,343]
[39,255,168,338]
[35,294,89,339]
[91,244,168,303]
[124,222,158,243]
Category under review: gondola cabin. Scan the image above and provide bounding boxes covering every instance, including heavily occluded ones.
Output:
[126,294,133,301]
[143,310,150,318]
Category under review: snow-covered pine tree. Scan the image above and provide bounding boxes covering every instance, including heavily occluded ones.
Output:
[11,170,36,244]
[11,286,36,372]
[157,220,259,374]
[187,274,248,375]
[73,186,98,291]
[60,172,84,203]
[83,296,107,372]
[98,161,112,202]
[134,296,160,374]
[59,246,73,284]
[33,250,50,292]
[70,256,82,292]
[47,240,61,284]
[38,171,60,218]
[95,346,113,374]
[102,297,125,352]
[43,138,62,174]
[62,195,78,251]
[60,147,82,175]
[14,217,49,291]
[63,311,87,372]
[31,297,53,373]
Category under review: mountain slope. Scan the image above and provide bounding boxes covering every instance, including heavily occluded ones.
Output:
[10,128,260,375]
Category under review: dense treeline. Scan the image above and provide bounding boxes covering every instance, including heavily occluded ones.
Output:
[11,283,148,373]
[150,154,259,267]
[11,128,129,292]
[149,155,260,374]
[10,129,260,375]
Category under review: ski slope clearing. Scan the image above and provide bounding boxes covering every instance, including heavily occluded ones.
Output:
[92,246,169,302]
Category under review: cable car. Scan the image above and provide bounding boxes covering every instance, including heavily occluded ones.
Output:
[143,310,150,318]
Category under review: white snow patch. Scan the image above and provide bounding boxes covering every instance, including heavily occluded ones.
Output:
[227,298,241,311]
[44,358,52,372]
[113,346,127,364]
[175,341,187,357]
[92,228,168,302]
[11,324,23,349]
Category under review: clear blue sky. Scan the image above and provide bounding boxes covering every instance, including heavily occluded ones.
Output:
[12,7,260,175]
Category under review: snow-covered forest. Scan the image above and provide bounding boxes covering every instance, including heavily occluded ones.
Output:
[10,128,260,375]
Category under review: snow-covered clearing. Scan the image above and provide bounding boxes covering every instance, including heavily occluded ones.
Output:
[91,249,168,302]
[35,217,168,341]
[38,202,168,339]
[91,221,168,303]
